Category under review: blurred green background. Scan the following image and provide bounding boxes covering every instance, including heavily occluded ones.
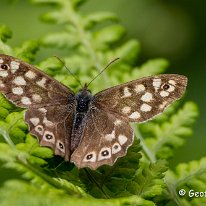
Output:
[0,0,205,167]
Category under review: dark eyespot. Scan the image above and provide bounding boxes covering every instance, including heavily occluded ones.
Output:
[86,154,93,160]
[101,150,109,156]
[59,142,64,149]
[163,84,170,90]
[1,64,9,70]
[114,145,119,150]
[37,126,43,131]
[45,134,53,140]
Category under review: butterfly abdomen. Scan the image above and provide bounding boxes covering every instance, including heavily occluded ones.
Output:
[70,90,93,152]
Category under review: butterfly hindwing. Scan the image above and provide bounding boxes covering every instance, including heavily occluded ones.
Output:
[25,105,75,159]
[94,74,187,123]
[0,54,74,108]
[71,107,133,170]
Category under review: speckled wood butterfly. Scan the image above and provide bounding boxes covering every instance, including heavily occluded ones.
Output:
[0,54,187,169]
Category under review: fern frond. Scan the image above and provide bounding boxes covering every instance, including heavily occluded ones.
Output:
[0,112,27,144]
[15,40,40,63]
[164,158,206,205]
[32,0,140,91]
[0,179,154,206]
[139,102,198,160]
[0,25,13,55]
[128,160,168,199]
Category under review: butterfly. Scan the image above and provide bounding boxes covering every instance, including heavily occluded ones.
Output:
[0,54,187,170]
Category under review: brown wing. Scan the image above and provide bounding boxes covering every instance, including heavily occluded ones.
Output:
[0,54,75,159]
[71,107,134,170]
[0,54,74,108]
[25,105,74,160]
[93,74,187,123]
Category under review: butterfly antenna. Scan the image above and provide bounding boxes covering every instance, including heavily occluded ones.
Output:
[87,57,120,88]
[54,55,83,88]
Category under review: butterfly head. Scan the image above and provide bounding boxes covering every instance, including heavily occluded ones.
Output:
[78,83,91,94]
[75,84,93,113]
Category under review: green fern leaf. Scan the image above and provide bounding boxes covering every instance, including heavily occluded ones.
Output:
[127,160,168,199]
[0,112,27,144]
[0,25,12,42]
[84,12,118,29]
[14,40,40,63]
[139,102,198,159]
[165,158,206,205]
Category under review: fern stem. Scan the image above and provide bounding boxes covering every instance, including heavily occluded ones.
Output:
[0,116,24,149]
[18,158,88,197]
[66,2,109,86]
[0,127,15,149]
[84,168,110,199]
[165,177,186,206]
[133,125,156,163]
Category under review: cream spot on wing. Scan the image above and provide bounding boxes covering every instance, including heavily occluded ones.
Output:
[122,106,131,114]
[104,130,115,141]
[38,108,47,113]
[13,76,26,85]
[122,87,132,98]
[141,92,153,102]
[98,147,111,161]
[0,71,8,77]
[12,87,23,95]
[129,111,141,119]
[0,80,5,88]
[169,80,176,85]
[159,101,168,109]
[30,117,40,126]
[57,140,65,153]
[35,125,44,135]
[10,61,20,73]
[21,97,31,105]
[83,152,97,162]
[160,91,169,97]
[140,103,152,112]
[118,134,127,145]
[43,117,54,127]
[114,119,122,126]
[42,131,55,143]
[153,78,162,91]
[112,143,121,154]
[135,84,145,93]
[37,77,46,88]
[25,71,36,79]
[0,59,3,63]
[32,94,42,103]
[167,85,175,92]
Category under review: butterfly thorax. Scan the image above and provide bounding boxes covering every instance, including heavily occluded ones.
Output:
[75,89,93,112]
[70,88,94,152]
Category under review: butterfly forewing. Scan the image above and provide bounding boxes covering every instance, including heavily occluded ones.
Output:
[94,74,187,123]
[71,107,134,170]
[0,54,74,108]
